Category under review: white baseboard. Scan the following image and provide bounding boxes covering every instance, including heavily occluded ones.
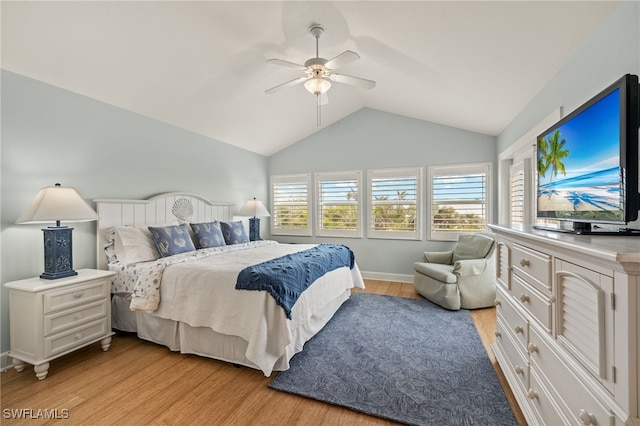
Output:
[1,351,13,372]
[360,271,413,284]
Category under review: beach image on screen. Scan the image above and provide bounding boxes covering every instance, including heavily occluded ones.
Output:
[537,88,622,219]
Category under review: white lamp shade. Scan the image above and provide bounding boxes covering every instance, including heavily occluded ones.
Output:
[304,78,331,95]
[16,185,100,224]
[237,198,271,218]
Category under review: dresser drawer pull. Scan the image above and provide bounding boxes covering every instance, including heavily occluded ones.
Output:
[527,343,539,354]
[519,258,530,267]
[75,313,83,320]
[515,365,524,375]
[514,325,524,334]
[494,331,501,338]
[494,299,501,306]
[75,333,84,340]
[579,409,596,426]
[519,294,529,303]
[527,389,538,400]
[73,292,84,299]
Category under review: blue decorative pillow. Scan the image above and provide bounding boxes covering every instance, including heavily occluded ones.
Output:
[148,224,196,257]
[220,221,249,245]
[190,221,226,249]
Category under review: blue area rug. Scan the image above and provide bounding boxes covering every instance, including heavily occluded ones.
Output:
[269,293,516,425]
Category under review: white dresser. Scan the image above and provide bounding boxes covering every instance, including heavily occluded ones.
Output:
[489,224,639,426]
[5,269,115,380]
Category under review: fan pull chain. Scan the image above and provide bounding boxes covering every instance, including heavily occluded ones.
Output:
[317,93,321,126]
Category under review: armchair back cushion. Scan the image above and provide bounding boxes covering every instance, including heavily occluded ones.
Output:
[452,233,494,262]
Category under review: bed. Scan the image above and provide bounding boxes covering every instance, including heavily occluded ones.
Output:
[95,192,365,376]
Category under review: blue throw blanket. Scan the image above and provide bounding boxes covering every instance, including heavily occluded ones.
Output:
[236,244,355,319]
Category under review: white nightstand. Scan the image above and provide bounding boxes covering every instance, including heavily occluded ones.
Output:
[4,269,115,380]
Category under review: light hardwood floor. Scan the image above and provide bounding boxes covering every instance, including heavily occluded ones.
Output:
[1,280,525,425]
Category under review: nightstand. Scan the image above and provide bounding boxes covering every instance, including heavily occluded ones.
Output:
[4,269,115,380]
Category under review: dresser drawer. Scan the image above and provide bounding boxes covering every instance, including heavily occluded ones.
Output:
[528,326,616,426]
[512,243,551,296]
[528,368,571,426]
[495,287,528,353]
[45,318,109,357]
[44,300,108,336]
[44,280,107,313]
[496,316,529,392]
[512,274,552,332]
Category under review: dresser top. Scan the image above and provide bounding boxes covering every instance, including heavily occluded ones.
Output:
[489,224,640,265]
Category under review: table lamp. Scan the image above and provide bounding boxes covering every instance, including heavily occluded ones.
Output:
[16,183,100,279]
[238,197,271,241]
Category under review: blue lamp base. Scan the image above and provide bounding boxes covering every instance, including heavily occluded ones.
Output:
[40,226,77,280]
[248,217,261,241]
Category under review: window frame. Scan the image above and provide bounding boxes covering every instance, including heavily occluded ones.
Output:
[315,170,363,238]
[270,173,312,236]
[428,162,492,241]
[367,167,422,240]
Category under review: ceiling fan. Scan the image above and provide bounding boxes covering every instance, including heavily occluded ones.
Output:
[265,24,376,125]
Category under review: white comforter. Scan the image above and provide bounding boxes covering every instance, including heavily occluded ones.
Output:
[112,241,365,375]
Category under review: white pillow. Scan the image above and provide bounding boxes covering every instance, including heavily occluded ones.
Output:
[111,224,175,265]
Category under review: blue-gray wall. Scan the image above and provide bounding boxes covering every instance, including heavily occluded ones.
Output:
[1,70,269,353]
[268,107,497,277]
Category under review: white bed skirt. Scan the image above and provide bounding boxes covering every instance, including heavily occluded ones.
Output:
[111,288,351,375]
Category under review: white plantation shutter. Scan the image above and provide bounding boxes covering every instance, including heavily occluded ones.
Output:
[367,167,422,240]
[428,163,491,241]
[316,171,362,238]
[270,174,312,236]
[509,160,532,224]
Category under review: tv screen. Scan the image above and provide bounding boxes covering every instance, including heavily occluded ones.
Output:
[535,74,639,233]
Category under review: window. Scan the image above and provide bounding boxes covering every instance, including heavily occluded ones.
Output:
[509,160,532,224]
[428,163,491,241]
[270,174,312,236]
[367,167,422,240]
[316,171,362,238]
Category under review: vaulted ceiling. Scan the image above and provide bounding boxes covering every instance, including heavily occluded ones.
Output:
[2,1,619,156]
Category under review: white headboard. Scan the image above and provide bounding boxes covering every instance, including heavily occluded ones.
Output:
[94,192,233,270]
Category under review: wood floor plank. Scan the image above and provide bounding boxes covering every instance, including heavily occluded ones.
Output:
[1,280,525,425]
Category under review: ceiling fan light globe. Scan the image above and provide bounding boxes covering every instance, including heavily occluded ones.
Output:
[304,78,331,95]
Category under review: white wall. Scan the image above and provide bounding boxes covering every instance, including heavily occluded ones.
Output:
[0,70,269,353]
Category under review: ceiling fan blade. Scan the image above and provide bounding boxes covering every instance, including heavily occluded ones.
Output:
[329,73,376,89]
[266,58,306,70]
[325,50,360,70]
[265,76,309,94]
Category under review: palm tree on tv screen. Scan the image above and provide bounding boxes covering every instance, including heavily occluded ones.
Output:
[538,129,570,196]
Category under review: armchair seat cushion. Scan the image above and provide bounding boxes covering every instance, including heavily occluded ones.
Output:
[413,262,457,283]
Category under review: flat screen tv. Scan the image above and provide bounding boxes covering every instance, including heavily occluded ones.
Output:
[535,73,639,235]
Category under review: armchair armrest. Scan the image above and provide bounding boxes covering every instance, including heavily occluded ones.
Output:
[423,250,453,264]
[453,258,488,277]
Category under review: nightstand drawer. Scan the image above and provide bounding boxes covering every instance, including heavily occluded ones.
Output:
[512,243,551,296]
[45,300,108,335]
[44,280,107,313]
[45,318,109,357]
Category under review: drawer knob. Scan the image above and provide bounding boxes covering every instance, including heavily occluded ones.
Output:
[73,292,84,299]
[494,331,502,338]
[527,389,538,400]
[514,325,524,334]
[515,365,524,375]
[527,343,539,353]
[579,409,596,425]
[519,294,530,303]
[520,258,530,267]
[494,299,501,306]
[75,333,84,340]
[75,313,83,320]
